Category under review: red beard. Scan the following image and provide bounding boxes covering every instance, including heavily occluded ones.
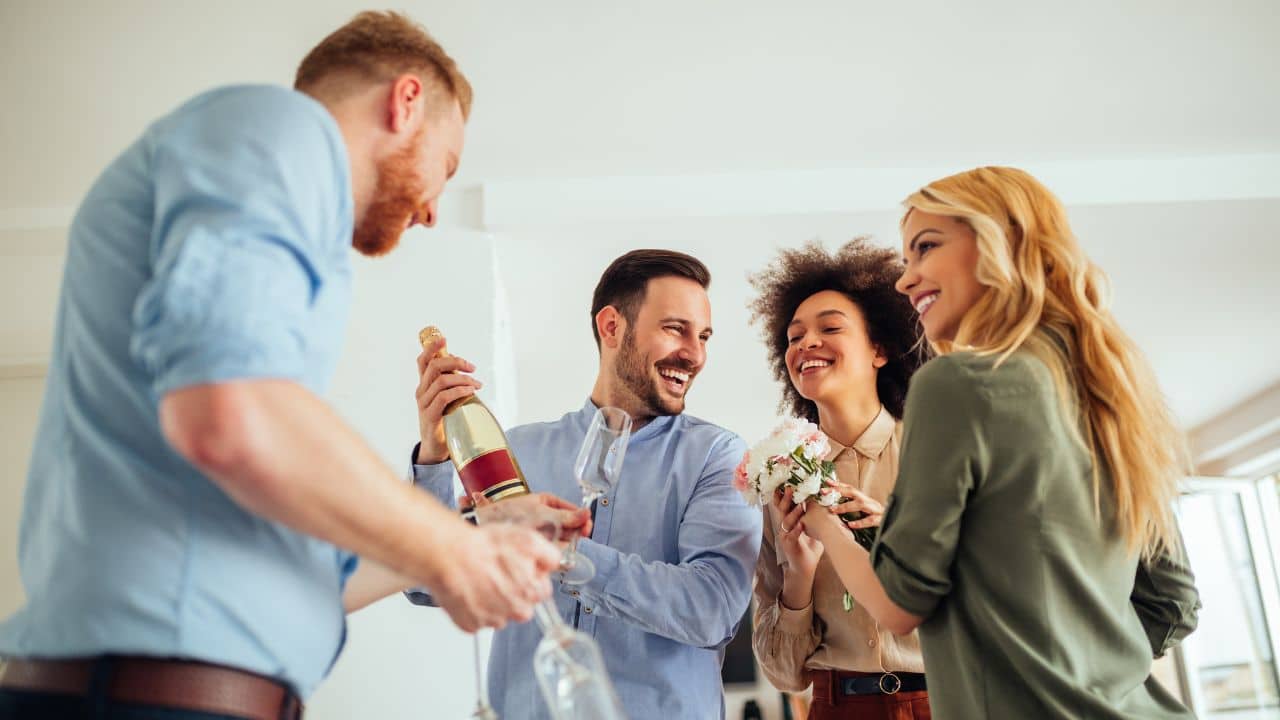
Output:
[353,127,427,257]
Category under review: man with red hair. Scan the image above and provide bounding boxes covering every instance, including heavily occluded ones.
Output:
[0,12,561,720]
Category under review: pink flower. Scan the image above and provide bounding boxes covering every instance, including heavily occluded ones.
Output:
[733,455,750,491]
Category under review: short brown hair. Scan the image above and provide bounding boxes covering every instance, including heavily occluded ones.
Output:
[591,249,712,348]
[295,11,472,119]
[749,238,927,420]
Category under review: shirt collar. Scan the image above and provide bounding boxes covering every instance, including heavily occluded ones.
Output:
[576,398,675,441]
[826,406,895,460]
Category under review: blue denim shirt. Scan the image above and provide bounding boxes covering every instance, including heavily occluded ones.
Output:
[0,85,357,697]
[412,400,762,720]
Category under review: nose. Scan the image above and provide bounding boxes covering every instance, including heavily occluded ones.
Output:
[679,335,706,370]
[895,260,917,297]
[421,199,438,228]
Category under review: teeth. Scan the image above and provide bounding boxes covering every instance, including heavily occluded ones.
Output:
[915,293,938,314]
[659,368,690,383]
[799,359,831,372]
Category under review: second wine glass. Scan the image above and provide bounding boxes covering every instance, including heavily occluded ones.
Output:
[559,406,632,585]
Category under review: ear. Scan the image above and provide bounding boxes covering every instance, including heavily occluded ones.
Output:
[596,306,625,349]
[872,345,888,369]
[385,74,424,134]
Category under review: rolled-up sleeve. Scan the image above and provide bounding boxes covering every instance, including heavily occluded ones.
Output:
[129,91,345,397]
[1131,527,1201,658]
[871,357,988,619]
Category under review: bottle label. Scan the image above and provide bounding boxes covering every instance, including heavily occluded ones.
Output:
[457,448,529,501]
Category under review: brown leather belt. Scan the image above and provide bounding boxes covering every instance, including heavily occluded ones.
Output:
[0,656,302,719]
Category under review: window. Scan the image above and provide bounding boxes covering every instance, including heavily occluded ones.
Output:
[1177,478,1280,719]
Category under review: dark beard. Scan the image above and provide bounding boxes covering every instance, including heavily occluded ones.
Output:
[614,325,687,417]
[352,126,426,257]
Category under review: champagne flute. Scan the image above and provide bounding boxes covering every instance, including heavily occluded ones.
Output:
[462,499,577,720]
[559,406,632,586]
[468,630,498,720]
[486,503,627,720]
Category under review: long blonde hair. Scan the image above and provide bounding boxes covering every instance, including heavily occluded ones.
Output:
[903,166,1188,559]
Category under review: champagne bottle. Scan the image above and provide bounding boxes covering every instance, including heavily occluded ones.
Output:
[419,326,531,519]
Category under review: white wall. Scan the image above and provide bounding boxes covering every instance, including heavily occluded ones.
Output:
[0,377,43,619]
[309,229,510,720]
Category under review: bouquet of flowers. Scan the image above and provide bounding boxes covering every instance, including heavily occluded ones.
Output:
[734,417,876,551]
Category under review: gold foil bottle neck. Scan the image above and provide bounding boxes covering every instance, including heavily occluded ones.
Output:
[418,326,450,358]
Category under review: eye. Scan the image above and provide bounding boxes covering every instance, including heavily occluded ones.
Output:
[822,326,842,334]
[665,325,682,334]
[917,240,938,257]
[787,334,803,345]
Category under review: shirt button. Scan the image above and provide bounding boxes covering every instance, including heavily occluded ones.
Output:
[584,607,593,614]
[867,638,877,648]
[570,590,580,597]
[600,498,610,507]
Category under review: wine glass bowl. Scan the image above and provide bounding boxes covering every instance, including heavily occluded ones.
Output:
[560,407,632,585]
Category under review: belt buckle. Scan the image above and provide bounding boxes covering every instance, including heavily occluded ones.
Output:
[878,672,902,695]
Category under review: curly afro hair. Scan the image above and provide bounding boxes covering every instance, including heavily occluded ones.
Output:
[748,238,927,421]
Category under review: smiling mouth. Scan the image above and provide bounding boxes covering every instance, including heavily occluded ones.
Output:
[915,292,939,317]
[657,366,692,394]
[797,359,831,376]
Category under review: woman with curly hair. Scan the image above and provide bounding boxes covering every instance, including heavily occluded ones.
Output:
[799,167,1201,719]
[748,238,931,720]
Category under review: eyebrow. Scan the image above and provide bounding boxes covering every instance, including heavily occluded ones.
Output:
[908,228,943,253]
[787,309,848,328]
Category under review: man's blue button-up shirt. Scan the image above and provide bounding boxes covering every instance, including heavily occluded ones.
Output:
[412,400,762,720]
[0,85,356,697]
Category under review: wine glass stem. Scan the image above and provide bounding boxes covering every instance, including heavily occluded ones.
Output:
[566,496,595,557]
[474,633,489,707]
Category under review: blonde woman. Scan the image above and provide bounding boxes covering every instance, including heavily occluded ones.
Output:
[748,239,931,719]
[799,167,1201,719]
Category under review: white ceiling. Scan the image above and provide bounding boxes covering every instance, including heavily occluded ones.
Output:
[2,0,1278,204]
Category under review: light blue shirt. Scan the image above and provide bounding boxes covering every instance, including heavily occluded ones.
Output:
[411,400,762,720]
[0,85,356,697]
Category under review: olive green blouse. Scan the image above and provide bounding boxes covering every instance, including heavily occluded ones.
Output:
[871,351,1201,719]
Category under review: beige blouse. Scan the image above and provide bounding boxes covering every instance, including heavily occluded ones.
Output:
[751,406,924,692]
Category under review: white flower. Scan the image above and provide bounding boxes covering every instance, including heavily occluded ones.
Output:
[792,472,822,504]
[739,417,839,507]
[816,487,841,507]
[758,459,789,496]
[801,433,829,461]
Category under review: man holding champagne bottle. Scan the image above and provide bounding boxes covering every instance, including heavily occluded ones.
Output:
[0,11,560,720]
[410,250,763,720]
